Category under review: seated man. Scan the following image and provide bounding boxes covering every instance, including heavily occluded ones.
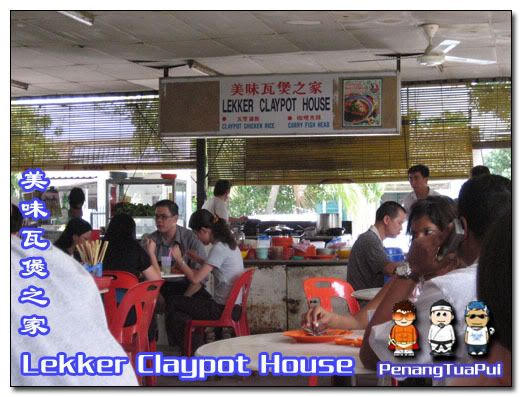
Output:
[146,199,207,347]
[346,201,407,291]
[360,174,511,371]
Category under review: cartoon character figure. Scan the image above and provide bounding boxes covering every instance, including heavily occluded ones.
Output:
[428,299,456,357]
[464,301,495,356]
[388,300,419,357]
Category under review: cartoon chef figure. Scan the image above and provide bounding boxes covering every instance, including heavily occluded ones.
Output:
[389,300,419,357]
[428,299,456,357]
[464,300,495,356]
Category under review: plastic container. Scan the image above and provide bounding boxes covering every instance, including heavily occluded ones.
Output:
[271,236,293,248]
[257,234,271,249]
[337,247,352,259]
[269,246,283,259]
[384,247,404,262]
[310,241,325,249]
[240,249,249,259]
[255,248,269,260]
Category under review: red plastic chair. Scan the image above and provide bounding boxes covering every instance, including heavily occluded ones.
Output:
[303,277,360,386]
[109,280,164,386]
[102,270,139,322]
[303,277,360,315]
[184,268,255,357]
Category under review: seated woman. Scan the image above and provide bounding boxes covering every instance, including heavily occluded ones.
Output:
[102,213,161,281]
[169,209,244,352]
[450,209,511,386]
[303,196,457,331]
[54,218,92,262]
[102,213,162,342]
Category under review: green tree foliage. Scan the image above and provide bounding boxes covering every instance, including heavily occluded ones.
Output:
[123,101,162,156]
[229,183,383,217]
[11,105,61,170]
[229,185,271,216]
[470,81,511,123]
[484,149,511,179]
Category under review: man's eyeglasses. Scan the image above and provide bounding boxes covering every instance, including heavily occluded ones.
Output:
[155,214,174,221]
[466,314,486,319]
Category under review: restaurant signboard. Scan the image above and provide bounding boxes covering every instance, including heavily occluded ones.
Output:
[160,71,400,138]
[219,75,333,134]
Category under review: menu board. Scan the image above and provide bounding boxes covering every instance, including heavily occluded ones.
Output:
[159,72,400,137]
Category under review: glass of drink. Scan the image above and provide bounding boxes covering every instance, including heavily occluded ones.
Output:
[161,256,172,274]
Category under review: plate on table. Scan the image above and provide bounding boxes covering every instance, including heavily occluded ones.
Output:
[283,329,352,343]
[351,287,381,301]
[334,337,363,347]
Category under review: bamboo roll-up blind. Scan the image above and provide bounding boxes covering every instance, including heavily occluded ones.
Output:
[11,95,197,171]
[208,79,510,185]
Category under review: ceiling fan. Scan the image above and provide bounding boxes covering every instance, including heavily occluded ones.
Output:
[377,23,496,67]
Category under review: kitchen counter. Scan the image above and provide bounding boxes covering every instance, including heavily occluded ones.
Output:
[244,259,349,333]
[244,259,348,266]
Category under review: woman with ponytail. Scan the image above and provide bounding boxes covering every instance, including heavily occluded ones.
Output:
[169,209,244,352]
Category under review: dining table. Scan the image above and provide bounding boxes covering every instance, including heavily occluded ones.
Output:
[195,329,374,378]
[351,287,382,301]
[161,273,186,280]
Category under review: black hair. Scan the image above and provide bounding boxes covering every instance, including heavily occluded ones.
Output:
[54,218,92,252]
[408,164,430,178]
[68,187,85,209]
[375,201,406,223]
[406,196,458,235]
[213,179,232,197]
[11,204,23,234]
[105,213,136,242]
[477,208,511,351]
[458,174,511,240]
[154,199,179,216]
[470,165,491,178]
[189,209,237,250]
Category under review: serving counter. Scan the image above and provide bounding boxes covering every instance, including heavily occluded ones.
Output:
[243,259,348,333]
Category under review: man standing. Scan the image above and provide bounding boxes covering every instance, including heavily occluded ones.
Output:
[203,179,248,224]
[346,201,407,290]
[68,187,85,219]
[402,164,440,213]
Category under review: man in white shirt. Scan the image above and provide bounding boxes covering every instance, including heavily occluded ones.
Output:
[401,164,440,213]
[203,179,248,224]
[11,236,138,386]
[360,174,511,369]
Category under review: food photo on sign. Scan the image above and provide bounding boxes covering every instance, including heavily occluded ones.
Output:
[343,78,382,127]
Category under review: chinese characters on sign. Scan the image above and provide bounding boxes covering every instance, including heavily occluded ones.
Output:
[220,76,333,133]
[17,168,52,338]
